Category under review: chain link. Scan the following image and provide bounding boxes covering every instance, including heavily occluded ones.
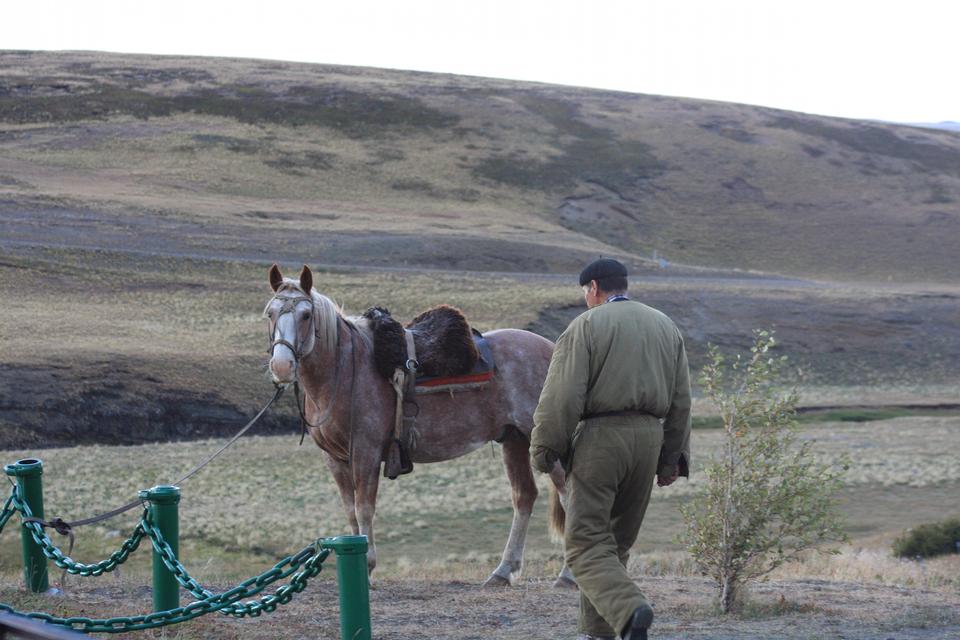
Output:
[10,487,145,577]
[0,493,15,534]
[2,485,333,633]
[140,510,329,617]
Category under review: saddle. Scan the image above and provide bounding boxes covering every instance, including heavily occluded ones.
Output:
[362,305,497,479]
[364,305,480,379]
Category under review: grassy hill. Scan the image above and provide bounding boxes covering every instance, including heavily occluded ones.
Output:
[1,50,959,450]
[1,50,959,281]
[2,52,958,638]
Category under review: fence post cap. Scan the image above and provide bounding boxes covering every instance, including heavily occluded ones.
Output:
[4,458,43,478]
[321,535,369,555]
[138,485,181,505]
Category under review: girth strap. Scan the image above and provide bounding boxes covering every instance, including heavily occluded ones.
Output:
[384,332,419,479]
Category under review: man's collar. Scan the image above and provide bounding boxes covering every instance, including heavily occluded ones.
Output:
[606,294,630,303]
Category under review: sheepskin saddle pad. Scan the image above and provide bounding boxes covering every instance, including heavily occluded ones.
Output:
[363,305,486,380]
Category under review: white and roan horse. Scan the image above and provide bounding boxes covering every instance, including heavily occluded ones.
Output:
[264,264,575,587]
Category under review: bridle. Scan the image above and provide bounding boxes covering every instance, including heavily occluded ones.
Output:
[265,288,355,459]
[266,292,317,361]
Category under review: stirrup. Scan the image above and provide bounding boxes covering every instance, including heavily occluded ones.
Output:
[383,439,414,479]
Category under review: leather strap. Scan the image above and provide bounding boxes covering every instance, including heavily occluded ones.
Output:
[401,330,420,449]
[404,330,418,371]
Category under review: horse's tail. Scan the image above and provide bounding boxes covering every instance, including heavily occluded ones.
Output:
[548,483,566,543]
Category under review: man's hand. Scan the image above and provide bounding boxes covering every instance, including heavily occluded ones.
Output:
[531,445,560,474]
[657,465,679,487]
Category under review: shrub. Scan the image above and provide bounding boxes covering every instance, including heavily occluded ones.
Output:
[680,330,849,613]
[893,518,960,559]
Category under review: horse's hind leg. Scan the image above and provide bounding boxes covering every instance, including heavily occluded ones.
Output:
[484,428,538,587]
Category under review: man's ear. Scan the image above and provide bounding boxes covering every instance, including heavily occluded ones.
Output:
[299,264,313,294]
[269,264,283,292]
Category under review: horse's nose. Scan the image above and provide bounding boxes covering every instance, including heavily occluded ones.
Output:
[269,356,297,383]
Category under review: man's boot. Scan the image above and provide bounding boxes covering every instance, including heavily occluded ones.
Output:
[620,603,654,640]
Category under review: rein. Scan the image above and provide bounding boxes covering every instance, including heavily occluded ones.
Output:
[293,317,358,462]
[267,292,315,360]
[268,288,356,462]
[292,316,340,446]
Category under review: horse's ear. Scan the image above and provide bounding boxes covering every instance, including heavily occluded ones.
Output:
[299,264,313,294]
[269,264,283,292]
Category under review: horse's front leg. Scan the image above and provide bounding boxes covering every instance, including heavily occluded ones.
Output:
[484,429,538,587]
[353,457,382,574]
[322,451,359,535]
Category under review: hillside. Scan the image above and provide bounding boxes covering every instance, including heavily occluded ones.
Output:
[1,51,959,450]
[2,50,959,281]
[2,51,958,639]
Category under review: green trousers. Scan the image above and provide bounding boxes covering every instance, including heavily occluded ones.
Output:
[564,416,663,637]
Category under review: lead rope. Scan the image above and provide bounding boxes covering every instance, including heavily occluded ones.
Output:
[21,386,285,538]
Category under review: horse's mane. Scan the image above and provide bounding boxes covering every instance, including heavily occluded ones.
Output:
[276,279,371,351]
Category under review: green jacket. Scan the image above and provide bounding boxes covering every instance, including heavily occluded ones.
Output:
[531,299,691,476]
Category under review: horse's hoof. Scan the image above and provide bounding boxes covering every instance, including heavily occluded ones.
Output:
[553,575,578,590]
[482,573,511,588]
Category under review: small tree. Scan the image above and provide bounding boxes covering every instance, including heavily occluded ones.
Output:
[680,330,848,613]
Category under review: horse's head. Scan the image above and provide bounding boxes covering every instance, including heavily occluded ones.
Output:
[264,263,318,385]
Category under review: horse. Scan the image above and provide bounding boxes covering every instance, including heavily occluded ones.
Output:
[263,263,575,587]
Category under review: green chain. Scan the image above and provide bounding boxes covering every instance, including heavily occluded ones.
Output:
[1,486,333,633]
[140,511,330,617]
[0,493,14,534]
[0,544,329,632]
[10,487,145,577]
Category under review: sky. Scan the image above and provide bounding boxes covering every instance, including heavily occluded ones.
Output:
[3,0,958,124]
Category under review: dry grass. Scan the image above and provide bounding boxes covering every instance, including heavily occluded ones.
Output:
[2,417,959,580]
[672,417,960,496]
[771,547,960,591]
[0,247,576,372]
[3,50,960,638]
[3,51,960,281]
[2,417,959,638]
[2,560,958,640]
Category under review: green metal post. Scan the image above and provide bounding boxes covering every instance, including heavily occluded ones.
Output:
[322,535,371,640]
[4,458,49,593]
[139,485,181,612]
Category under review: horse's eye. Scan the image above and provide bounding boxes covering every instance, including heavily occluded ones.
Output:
[301,311,311,320]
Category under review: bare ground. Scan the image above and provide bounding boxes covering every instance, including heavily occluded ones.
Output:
[3,574,959,639]
[365,577,960,640]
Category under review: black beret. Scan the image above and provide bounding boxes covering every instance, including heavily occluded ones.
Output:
[579,258,628,286]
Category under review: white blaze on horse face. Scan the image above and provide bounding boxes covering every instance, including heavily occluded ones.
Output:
[269,304,299,383]
[267,297,318,384]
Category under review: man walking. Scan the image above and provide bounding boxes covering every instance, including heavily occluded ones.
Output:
[531,258,691,640]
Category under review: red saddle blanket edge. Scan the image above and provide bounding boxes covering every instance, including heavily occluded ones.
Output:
[415,370,495,388]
